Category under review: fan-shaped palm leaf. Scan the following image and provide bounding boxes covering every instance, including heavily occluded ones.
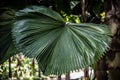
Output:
[0,8,16,64]
[12,6,111,75]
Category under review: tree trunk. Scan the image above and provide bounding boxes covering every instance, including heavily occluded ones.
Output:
[58,75,61,80]
[95,56,108,80]
[66,73,70,80]
[9,58,12,78]
[105,0,120,80]
[84,67,90,80]
[32,58,36,76]
[81,0,86,22]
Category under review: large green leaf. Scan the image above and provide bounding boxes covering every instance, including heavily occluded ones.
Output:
[12,6,111,75]
[0,8,17,64]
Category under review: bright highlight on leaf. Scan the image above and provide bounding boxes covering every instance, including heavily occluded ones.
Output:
[12,6,111,75]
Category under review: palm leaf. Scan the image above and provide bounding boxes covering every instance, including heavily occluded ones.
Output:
[0,8,17,64]
[12,6,111,75]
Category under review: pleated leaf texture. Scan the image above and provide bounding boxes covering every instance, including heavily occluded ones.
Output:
[12,6,111,75]
[0,8,16,64]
